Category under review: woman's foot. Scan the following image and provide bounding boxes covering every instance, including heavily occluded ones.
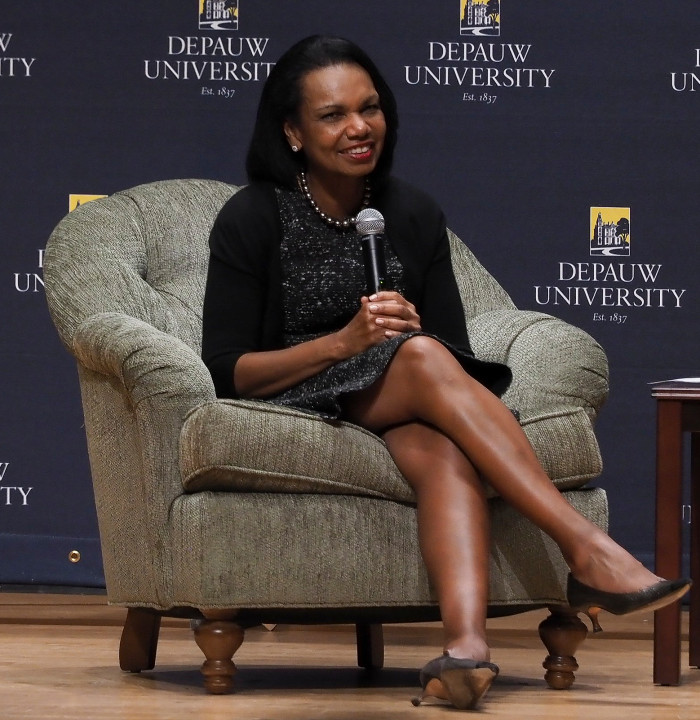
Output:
[412,654,499,710]
[566,532,691,629]
[568,532,667,595]
[443,636,491,665]
[567,574,691,631]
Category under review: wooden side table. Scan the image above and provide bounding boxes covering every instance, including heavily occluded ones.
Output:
[652,381,700,685]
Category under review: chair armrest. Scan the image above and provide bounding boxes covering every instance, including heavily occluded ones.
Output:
[71,313,216,604]
[72,311,216,411]
[467,309,609,421]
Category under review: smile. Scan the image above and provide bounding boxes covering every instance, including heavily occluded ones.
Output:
[342,145,374,159]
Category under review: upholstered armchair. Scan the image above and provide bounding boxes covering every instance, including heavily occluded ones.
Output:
[44,179,610,694]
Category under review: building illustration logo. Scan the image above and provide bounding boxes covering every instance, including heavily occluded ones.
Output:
[199,0,239,31]
[461,0,500,37]
[590,207,631,257]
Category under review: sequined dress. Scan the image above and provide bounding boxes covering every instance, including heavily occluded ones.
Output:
[266,187,507,419]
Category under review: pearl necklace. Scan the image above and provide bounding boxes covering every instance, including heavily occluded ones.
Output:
[298,172,371,230]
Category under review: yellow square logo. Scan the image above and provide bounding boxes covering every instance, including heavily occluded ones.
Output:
[590,207,631,257]
[461,0,500,37]
[69,195,107,212]
[199,0,238,31]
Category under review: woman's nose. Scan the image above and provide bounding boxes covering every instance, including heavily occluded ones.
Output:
[347,113,370,136]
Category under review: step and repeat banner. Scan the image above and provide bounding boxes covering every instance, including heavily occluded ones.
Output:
[1,2,698,586]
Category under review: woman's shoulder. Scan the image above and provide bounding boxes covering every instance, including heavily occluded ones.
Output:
[215,181,280,225]
[377,177,447,260]
[210,182,282,261]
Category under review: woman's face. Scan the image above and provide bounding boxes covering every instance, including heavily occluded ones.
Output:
[284,63,386,184]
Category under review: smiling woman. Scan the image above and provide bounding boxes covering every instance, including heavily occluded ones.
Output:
[201,35,690,711]
[281,64,386,220]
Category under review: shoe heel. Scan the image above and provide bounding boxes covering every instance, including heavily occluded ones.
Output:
[411,678,450,707]
[584,608,603,633]
[441,666,497,710]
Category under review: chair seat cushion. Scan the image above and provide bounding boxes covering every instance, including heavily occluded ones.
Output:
[180,399,601,500]
[180,399,415,501]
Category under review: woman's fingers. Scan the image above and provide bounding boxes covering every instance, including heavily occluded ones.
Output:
[366,294,421,331]
[350,293,421,345]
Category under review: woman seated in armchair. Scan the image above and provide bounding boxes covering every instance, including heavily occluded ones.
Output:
[202,35,689,711]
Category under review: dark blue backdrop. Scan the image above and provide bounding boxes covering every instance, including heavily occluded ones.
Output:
[2,1,698,586]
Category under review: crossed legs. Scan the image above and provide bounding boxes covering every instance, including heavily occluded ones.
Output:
[342,336,663,660]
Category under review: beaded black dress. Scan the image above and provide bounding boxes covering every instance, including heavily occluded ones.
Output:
[266,187,509,419]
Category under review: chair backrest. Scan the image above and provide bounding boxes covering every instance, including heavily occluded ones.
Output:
[45,179,239,355]
[46,178,515,355]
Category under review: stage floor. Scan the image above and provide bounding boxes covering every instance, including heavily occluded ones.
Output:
[1,593,698,719]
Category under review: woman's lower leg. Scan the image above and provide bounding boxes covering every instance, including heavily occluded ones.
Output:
[382,422,492,661]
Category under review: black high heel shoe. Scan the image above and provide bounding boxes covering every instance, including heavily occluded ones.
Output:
[567,573,692,632]
[411,653,499,710]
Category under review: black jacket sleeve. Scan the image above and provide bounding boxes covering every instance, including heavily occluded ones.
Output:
[201,184,282,398]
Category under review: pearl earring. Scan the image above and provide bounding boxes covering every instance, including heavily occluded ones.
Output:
[291,145,300,152]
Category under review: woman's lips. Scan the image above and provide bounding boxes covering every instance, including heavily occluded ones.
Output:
[341,144,374,160]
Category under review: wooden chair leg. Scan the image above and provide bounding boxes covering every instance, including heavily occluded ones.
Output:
[356,623,384,670]
[119,608,162,672]
[194,615,245,694]
[538,606,589,689]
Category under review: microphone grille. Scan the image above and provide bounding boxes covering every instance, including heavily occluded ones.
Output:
[355,207,385,235]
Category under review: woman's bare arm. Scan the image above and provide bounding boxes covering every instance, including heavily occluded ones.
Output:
[234,292,421,398]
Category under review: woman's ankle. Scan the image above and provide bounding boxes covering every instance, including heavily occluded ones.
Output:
[443,635,491,663]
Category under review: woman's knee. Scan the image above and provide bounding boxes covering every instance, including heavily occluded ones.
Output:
[396,335,443,361]
[394,336,457,377]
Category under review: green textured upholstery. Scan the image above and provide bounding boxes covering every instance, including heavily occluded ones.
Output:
[44,178,609,617]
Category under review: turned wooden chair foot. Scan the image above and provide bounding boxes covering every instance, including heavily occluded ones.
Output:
[119,608,162,673]
[538,606,589,689]
[356,623,384,670]
[194,614,245,694]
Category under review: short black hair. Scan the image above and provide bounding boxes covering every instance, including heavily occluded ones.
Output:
[246,35,398,189]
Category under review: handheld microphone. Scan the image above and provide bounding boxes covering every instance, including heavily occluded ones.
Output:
[355,207,389,295]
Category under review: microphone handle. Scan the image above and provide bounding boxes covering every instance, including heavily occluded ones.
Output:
[361,233,389,295]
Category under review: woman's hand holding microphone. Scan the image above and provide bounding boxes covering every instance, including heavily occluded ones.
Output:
[335,291,421,359]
